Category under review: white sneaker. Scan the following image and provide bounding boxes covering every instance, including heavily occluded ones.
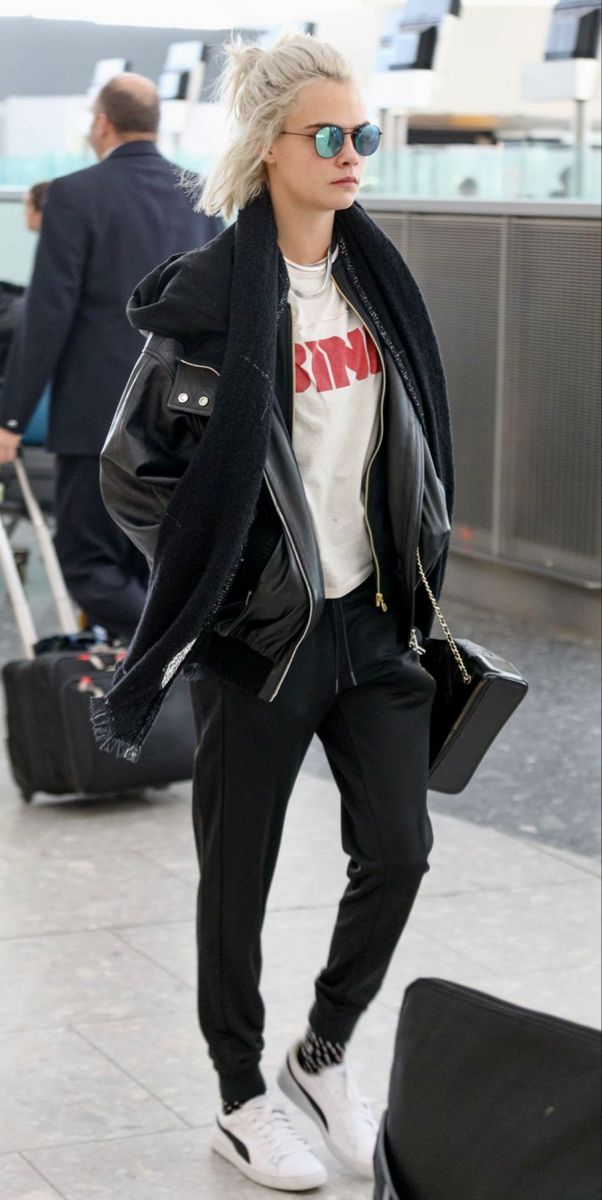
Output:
[211,1094,328,1192]
[278,1044,379,1180]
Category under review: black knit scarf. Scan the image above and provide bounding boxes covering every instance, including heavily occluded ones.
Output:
[91,191,452,761]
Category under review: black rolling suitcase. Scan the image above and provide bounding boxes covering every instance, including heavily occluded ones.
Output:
[374,978,602,1200]
[1,457,197,802]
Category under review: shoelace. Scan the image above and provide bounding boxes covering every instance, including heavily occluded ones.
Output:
[243,1101,312,1164]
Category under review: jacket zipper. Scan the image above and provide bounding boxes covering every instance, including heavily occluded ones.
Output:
[290,306,297,444]
[267,280,389,700]
[339,600,358,686]
[177,340,312,700]
[263,472,315,702]
[179,361,220,374]
[333,277,388,614]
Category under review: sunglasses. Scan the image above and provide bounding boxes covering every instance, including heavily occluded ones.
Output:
[281,123,382,159]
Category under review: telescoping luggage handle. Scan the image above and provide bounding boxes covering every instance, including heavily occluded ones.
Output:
[0,454,78,657]
[0,510,37,657]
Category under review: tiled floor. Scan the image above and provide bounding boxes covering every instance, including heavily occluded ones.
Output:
[0,518,600,1198]
[0,766,600,1198]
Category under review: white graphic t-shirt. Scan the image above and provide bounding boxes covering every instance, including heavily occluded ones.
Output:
[285,253,383,600]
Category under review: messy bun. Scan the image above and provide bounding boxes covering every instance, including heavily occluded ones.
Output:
[198,33,354,221]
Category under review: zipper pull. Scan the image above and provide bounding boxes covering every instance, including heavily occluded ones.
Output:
[375,592,388,613]
[409,628,426,656]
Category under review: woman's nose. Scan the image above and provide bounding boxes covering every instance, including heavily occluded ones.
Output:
[338,134,360,163]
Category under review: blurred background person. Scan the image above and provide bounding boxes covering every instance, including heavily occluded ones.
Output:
[0,73,223,642]
[550,164,572,198]
[24,180,49,233]
[0,186,46,397]
[0,182,50,582]
[20,181,51,446]
[0,281,24,404]
[457,175,479,196]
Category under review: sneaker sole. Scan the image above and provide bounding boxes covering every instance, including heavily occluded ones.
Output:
[211,1127,328,1192]
[277,1058,375,1182]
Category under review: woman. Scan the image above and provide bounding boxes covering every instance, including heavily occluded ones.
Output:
[94,34,453,1194]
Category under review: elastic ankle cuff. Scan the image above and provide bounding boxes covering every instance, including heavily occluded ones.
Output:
[220,1067,267,1108]
[308,1002,358,1048]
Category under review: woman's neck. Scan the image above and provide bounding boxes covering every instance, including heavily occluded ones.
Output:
[273,203,335,266]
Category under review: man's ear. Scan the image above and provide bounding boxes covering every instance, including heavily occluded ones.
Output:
[96,112,111,138]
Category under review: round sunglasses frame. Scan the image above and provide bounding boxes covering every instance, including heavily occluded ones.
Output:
[280,123,382,159]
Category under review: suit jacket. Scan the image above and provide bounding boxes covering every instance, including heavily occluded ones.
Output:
[0,141,223,455]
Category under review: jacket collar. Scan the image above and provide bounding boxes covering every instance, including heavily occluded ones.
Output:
[105,141,161,160]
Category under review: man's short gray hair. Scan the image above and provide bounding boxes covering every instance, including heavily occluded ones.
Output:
[96,78,160,136]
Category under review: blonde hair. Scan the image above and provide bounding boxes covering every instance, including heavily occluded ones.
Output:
[199,33,354,221]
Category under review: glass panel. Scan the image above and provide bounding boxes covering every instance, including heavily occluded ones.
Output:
[0,145,600,203]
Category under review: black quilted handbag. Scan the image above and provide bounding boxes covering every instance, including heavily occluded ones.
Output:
[414,552,528,794]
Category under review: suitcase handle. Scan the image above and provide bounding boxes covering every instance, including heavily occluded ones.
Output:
[0,453,78,656]
[12,455,77,637]
[0,513,38,658]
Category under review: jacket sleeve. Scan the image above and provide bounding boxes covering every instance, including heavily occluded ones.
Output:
[100,335,217,567]
[0,178,89,434]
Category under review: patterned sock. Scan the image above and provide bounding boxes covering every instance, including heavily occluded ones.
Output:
[297,1028,346,1075]
[222,1099,243,1116]
[222,1086,268,1117]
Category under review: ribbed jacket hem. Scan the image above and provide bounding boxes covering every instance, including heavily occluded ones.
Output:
[206,633,275,696]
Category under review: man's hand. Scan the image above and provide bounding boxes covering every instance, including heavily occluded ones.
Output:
[0,428,22,466]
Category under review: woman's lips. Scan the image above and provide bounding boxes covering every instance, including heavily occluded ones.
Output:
[332,178,359,185]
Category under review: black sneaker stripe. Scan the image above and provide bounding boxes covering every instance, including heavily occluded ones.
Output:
[288,1058,330,1133]
[217,1119,251,1164]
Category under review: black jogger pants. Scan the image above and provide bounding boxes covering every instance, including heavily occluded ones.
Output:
[190,571,436,1106]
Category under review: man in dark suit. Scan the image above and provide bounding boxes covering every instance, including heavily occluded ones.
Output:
[0,73,222,639]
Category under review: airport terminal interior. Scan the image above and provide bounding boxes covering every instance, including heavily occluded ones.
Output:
[0,3,600,1198]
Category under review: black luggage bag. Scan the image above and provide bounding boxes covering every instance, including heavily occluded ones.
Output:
[375,978,602,1200]
[1,457,196,802]
[3,648,196,802]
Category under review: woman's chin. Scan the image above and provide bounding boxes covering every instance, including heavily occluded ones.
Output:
[330,188,359,210]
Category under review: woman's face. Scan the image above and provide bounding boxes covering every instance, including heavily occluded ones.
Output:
[265,79,370,214]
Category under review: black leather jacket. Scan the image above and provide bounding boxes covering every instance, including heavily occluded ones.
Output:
[101,250,451,703]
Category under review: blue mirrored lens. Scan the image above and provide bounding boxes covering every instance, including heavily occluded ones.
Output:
[354,124,381,157]
[315,126,345,158]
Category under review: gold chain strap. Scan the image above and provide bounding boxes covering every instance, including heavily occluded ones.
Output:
[416,550,472,685]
